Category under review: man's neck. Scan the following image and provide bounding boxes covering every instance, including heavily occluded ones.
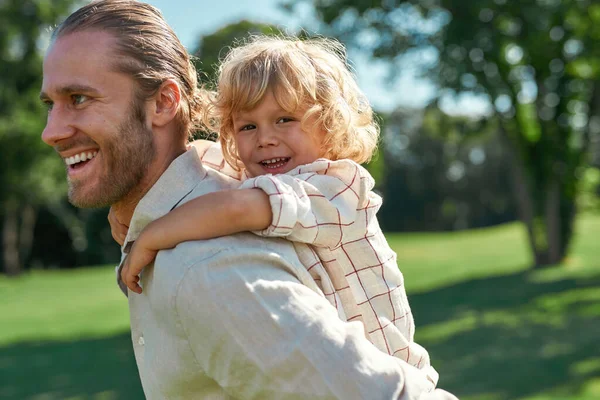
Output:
[112,143,187,227]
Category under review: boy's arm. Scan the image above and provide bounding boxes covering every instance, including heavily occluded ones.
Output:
[121,188,272,293]
[239,158,379,250]
[136,189,271,251]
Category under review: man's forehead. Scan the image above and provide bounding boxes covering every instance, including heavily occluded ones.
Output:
[46,30,119,60]
[42,31,125,94]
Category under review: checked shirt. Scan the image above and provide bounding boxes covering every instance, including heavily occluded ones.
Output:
[201,142,438,385]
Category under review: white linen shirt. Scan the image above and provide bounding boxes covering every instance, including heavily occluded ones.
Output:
[118,148,457,400]
[202,145,437,384]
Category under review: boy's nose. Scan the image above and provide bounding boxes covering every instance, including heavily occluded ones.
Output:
[257,128,279,148]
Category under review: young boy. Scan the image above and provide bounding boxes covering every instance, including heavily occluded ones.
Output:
[110,35,438,385]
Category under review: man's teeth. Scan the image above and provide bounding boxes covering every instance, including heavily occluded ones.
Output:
[65,151,98,166]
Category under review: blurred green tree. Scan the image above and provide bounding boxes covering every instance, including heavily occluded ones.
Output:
[289,0,600,266]
[578,166,600,212]
[379,105,517,231]
[0,0,80,275]
[191,20,286,85]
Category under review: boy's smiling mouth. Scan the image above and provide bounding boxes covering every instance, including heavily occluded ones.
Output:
[260,157,290,170]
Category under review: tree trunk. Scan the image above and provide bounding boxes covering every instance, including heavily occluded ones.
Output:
[19,204,36,269]
[498,123,543,267]
[2,199,21,276]
[508,153,539,259]
[545,177,562,265]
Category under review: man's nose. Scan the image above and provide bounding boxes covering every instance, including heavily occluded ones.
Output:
[257,127,279,148]
[41,108,76,147]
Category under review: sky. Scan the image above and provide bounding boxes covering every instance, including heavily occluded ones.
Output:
[144,0,488,115]
[144,0,310,46]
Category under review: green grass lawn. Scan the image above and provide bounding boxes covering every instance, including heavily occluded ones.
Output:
[1,215,599,400]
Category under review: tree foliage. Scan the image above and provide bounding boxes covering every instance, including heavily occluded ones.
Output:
[191,20,286,86]
[379,106,517,231]
[290,0,600,266]
[0,0,90,275]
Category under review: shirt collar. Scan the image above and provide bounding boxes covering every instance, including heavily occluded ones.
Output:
[122,147,207,250]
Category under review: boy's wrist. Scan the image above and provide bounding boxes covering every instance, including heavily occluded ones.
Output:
[137,222,161,251]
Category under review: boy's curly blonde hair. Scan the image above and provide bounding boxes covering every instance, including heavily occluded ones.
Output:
[203,35,380,170]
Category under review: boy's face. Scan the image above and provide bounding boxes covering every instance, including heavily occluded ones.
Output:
[232,91,324,177]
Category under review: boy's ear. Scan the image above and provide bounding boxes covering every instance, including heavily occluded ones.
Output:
[151,78,181,127]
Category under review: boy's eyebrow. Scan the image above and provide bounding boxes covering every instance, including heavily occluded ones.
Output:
[39,84,100,101]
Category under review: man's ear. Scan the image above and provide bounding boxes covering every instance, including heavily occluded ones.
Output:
[151,79,181,127]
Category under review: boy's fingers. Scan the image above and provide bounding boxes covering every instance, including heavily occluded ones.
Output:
[123,271,143,294]
[128,279,142,294]
[121,265,129,281]
[125,276,141,293]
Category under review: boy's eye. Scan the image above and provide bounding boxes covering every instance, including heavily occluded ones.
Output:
[277,117,294,124]
[240,124,256,132]
[72,94,89,105]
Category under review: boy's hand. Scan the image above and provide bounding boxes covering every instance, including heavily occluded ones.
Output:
[108,207,128,246]
[121,239,159,294]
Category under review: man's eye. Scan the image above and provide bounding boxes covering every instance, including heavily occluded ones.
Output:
[72,94,88,105]
[42,101,54,111]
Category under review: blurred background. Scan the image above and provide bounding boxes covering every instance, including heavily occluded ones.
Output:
[1,0,599,399]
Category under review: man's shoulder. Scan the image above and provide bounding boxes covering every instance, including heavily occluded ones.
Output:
[145,233,325,317]
[199,167,241,189]
[151,233,304,287]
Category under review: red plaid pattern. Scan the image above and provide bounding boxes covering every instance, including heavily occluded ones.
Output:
[201,143,437,385]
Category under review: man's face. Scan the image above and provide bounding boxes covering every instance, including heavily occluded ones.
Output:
[40,30,155,208]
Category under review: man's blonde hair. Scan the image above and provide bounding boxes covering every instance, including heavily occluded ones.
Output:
[204,35,379,170]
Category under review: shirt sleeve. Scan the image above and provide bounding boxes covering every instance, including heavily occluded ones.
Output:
[238,159,380,250]
[198,141,243,180]
[172,244,447,400]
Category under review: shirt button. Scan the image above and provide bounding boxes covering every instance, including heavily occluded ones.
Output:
[138,336,145,346]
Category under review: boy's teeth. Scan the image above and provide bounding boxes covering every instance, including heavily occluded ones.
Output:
[261,157,290,169]
[66,151,98,166]
[263,158,285,164]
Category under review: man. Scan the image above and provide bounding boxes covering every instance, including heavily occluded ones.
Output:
[40,1,458,398]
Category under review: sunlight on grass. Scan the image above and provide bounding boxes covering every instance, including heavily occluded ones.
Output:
[0,266,129,346]
[417,311,478,343]
[30,390,119,400]
[0,214,598,400]
[388,215,600,400]
[388,222,532,293]
[571,359,600,376]
[520,376,600,400]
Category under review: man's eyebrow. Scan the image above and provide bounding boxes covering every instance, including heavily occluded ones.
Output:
[39,85,100,101]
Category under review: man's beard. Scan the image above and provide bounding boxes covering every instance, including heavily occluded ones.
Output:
[68,101,156,208]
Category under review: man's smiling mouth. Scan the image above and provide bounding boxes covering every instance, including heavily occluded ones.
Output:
[65,150,98,170]
[260,157,290,169]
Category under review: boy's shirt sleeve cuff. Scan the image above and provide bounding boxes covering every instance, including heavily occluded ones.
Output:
[239,174,299,237]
